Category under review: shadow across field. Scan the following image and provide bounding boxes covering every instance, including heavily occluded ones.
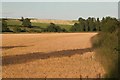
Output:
[1,46,28,50]
[2,48,93,66]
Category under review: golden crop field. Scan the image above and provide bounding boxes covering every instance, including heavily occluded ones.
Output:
[2,33,105,78]
[30,19,76,25]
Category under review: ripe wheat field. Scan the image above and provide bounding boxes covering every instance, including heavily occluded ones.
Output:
[2,33,105,78]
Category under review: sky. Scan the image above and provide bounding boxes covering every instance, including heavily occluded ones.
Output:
[118,2,120,19]
[1,1,119,20]
[1,0,120,2]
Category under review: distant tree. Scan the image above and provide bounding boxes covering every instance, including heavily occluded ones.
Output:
[78,17,84,22]
[97,18,100,22]
[87,17,97,31]
[91,17,96,22]
[101,17,119,33]
[61,28,67,32]
[84,20,89,31]
[80,21,85,31]
[95,18,101,31]
[43,23,65,32]
[56,26,62,32]
[70,23,80,32]
[46,23,57,32]
[21,17,32,28]
[20,17,24,22]
[2,20,10,32]
[70,25,77,32]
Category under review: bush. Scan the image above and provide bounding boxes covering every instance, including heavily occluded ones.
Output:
[21,17,32,28]
[12,27,22,33]
[2,20,11,32]
[61,28,67,32]
[21,28,27,32]
[28,29,41,33]
[91,16,120,78]
[91,29,119,78]
[42,23,67,32]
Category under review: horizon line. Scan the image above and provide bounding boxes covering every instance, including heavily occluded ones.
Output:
[0,16,118,20]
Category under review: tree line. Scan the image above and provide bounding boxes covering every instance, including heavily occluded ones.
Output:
[70,17,119,33]
[2,16,119,33]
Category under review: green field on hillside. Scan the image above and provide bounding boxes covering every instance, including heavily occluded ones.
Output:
[32,22,72,30]
[6,19,22,26]
[6,19,73,32]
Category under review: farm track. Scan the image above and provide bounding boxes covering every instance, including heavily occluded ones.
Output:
[2,33,105,78]
[3,48,93,66]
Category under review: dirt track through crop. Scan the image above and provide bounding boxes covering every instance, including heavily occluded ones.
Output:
[2,33,105,78]
[3,48,93,66]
